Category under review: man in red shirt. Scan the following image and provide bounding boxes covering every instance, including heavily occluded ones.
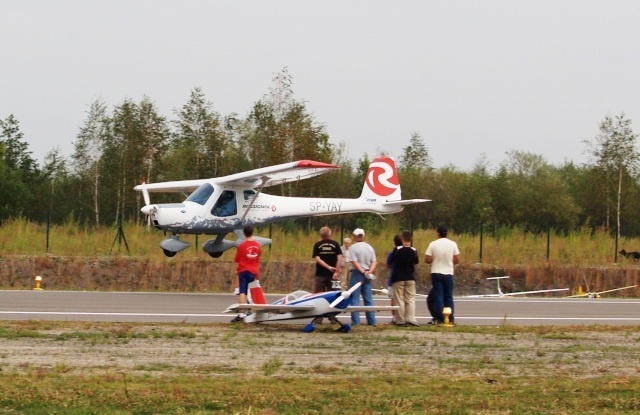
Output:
[231,225,262,322]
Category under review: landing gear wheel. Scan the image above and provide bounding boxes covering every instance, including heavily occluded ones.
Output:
[301,323,316,333]
[336,324,351,333]
[162,249,177,257]
[208,251,223,258]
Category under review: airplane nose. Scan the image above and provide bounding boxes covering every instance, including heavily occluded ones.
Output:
[141,205,157,215]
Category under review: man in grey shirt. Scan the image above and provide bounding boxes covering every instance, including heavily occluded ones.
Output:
[349,228,378,326]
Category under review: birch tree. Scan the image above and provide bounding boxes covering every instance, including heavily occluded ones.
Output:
[72,99,110,225]
[584,113,640,237]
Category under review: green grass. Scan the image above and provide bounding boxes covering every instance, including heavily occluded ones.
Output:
[1,216,638,266]
[0,322,639,414]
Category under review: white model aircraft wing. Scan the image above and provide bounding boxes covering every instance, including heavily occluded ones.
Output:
[212,160,339,188]
[373,288,428,298]
[567,285,637,298]
[467,288,569,298]
[345,305,399,313]
[223,303,316,314]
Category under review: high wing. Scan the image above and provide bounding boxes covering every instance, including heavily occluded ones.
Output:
[134,159,339,207]
[211,160,339,188]
[224,303,316,314]
[134,179,207,194]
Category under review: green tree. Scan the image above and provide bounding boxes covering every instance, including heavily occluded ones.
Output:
[500,150,580,231]
[72,99,111,225]
[241,68,334,197]
[584,113,640,237]
[170,87,228,180]
[398,132,433,228]
[0,115,39,221]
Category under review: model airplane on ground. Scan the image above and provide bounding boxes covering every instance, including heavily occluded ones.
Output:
[567,274,637,299]
[466,276,569,298]
[223,281,398,333]
[134,156,429,258]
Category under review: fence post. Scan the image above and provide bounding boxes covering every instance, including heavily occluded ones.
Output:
[479,221,483,264]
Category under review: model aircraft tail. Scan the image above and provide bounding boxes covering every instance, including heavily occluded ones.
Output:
[359,156,430,207]
[248,280,267,304]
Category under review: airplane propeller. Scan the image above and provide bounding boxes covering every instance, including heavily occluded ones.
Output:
[329,282,362,309]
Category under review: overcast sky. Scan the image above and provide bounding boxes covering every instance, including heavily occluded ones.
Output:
[2,1,640,171]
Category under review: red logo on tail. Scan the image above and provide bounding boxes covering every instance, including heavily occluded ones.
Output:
[365,157,398,197]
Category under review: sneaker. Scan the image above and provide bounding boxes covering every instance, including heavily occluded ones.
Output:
[427,320,440,325]
[393,322,406,327]
[230,315,244,323]
[406,321,420,327]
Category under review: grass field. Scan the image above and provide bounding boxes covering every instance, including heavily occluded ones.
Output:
[0,321,639,414]
[1,219,639,413]
[2,216,638,266]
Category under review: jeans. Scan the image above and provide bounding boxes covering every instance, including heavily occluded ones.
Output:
[430,273,454,323]
[350,271,376,325]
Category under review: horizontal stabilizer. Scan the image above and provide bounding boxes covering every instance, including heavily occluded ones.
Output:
[382,199,431,207]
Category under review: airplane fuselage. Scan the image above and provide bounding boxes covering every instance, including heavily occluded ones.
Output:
[148,190,403,235]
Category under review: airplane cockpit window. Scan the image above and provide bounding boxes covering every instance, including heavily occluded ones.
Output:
[186,183,214,205]
[243,190,256,201]
[285,290,310,303]
[212,190,237,217]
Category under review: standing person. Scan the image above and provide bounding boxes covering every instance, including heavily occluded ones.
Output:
[312,226,343,324]
[340,238,352,289]
[385,234,403,324]
[390,230,419,326]
[231,225,262,323]
[349,228,378,326]
[425,225,460,325]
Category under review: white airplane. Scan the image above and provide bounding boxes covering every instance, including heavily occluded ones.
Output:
[466,276,569,298]
[135,156,429,258]
[223,281,398,333]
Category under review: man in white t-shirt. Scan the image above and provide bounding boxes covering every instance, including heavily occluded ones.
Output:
[425,225,460,324]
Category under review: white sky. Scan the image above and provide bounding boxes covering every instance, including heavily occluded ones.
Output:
[2,1,640,171]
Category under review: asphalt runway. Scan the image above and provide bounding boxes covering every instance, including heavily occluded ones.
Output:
[2,290,639,326]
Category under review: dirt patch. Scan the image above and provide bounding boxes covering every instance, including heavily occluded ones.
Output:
[1,322,638,379]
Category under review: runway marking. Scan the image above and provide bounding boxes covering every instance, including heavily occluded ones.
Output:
[2,311,639,323]
[0,311,226,318]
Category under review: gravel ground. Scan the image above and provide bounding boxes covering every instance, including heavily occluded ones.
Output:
[1,322,639,379]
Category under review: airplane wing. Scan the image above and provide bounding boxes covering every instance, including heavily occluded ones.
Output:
[373,288,427,298]
[212,160,339,188]
[567,285,637,298]
[223,303,316,314]
[467,288,569,298]
[345,305,399,312]
[134,179,207,194]
[134,160,337,194]
[499,288,569,296]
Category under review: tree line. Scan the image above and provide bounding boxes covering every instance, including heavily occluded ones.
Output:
[2,69,640,236]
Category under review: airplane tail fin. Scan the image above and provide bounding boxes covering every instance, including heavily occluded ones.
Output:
[248,280,267,304]
[360,156,403,201]
[359,156,430,208]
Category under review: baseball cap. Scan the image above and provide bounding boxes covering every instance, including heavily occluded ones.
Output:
[437,225,448,235]
[353,228,365,236]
